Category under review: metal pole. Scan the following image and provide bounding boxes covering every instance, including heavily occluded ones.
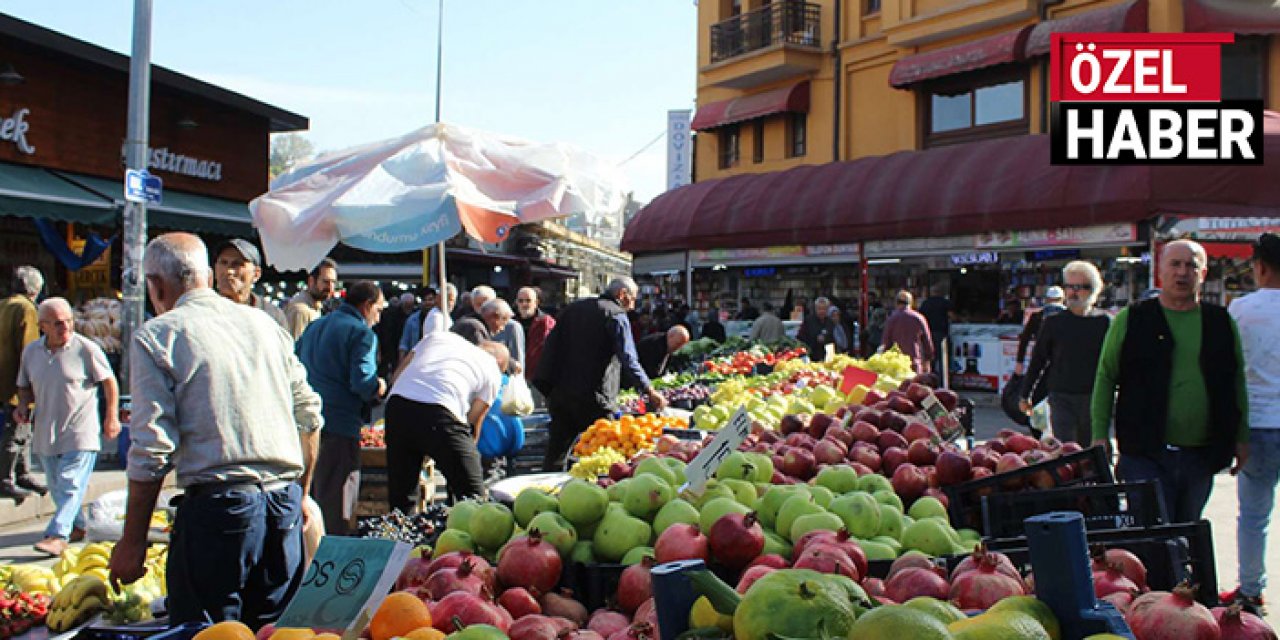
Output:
[434,0,448,313]
[119,0,153,390]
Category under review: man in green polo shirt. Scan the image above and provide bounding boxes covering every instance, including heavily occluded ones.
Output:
[1091,239,1249,523]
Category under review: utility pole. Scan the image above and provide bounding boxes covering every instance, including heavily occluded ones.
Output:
[119,0,153,389]
[433,0,448,314]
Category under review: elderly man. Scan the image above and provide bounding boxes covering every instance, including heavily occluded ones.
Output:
[1019,262,1111,445]
[213,239,288,330]
[463,285,496,321]
[16,298,119,555]
[1015,286,1067,376]
[0,265,46,501]
[108,233,322,627]
[400,284,457,361]
[797,297,837,358]
[492,302,525,375]
[516,287,556,382]
[296,281,386,536]
[453,298,514,349]
[636,326,691,381]
[749,302,786,343]
[882,291,934,373]
[535,277,668,469]
[285,258,338,340]
[386,334,506,505]
[1092,239,1249,523]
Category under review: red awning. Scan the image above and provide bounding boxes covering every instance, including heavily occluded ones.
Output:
[1185,0,1280,33]
[691,81,810,131]
[889,26,1033,88]
[621,112,1280,254]
[1024,0,1148,57]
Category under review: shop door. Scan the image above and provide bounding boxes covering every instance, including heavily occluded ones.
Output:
[950,268,1000,322]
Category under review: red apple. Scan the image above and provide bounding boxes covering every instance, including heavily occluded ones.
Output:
[780,413,812,435]
[907,439,937,466]
[935,450,972,486]
[902,421,937,443]
[891,463,929,504]
[807,413,837,439]
[882,447,909,476]
[876,430,908,452]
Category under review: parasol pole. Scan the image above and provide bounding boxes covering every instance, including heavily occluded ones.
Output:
[434,0,448,314]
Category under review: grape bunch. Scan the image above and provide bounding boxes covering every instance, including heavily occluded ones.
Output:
[357,505,449,547]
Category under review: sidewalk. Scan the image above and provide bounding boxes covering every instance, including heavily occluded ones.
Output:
[0,468,132,565]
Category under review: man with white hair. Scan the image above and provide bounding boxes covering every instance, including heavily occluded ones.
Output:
[515,287,555,383]
[453,299,519,371]
[0,265,47,501]
[465,285,496,321]
[1019,261,1111,445]
[15,298,119,555]
[534,277,668,468]
[108,233,323,626]
[1091,239,1249,522]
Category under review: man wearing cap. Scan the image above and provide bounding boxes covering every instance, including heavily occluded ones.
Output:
[214,239,288,330]
[881,291,934,373]
[1015,286,1067,377]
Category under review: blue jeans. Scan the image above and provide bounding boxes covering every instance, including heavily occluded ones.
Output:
[1117,446,1219,523]
[167,482,305,628]
[1238,429,1280,597]
[39,451,96,539]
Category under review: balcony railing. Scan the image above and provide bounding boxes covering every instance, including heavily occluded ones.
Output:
[710,1,822,64]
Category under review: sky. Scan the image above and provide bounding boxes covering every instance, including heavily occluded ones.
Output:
[0,0,697,203]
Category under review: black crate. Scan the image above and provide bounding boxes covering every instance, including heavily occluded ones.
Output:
[981,480,1168,539]
[942,445,1114,532]
[564,562,626,612]
[984,520,1219,607]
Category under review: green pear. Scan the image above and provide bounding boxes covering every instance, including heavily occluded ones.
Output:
[814,466,860,495]
[593,509,652,562]
[692,480,737,509]
[714,452,757,482]
[621,546,655,565]
[527,511,578,556]
[721,478,759,508]
[873,490,904,513]
[624,474,674,520]
[433,529,475,557]
[857,473,894,495]
[559,479,609,527]
[661,458,688,485]
[857,539,898,561]
[570,541,595,564]
[756,485,808,530]
[634,457,677,486]
[469,503,515,551]
[907,496,949,522]
[513,488,559,528]
[807,485,835,509]
[653,498,700,536]
[776,495,824,541]
[762,529,793,559]
[790,511,844,542]
[607,478,632,502]
[957,528,982,543]
[828,492,882,539]
[901,518,957,557]
[745,453,774,483]
[699,497,751,533]
[872,535,903,554]
[447,499,482,531]
[876,504,904,541]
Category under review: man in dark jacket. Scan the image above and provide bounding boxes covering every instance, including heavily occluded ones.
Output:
[636,326,691,380]
[534,278,668,469]
[1091,240,1249,523]
[797,297,836,358]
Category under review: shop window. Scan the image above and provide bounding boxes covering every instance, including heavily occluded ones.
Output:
[719,125,741,168]
[787,113,807,158]
[1222,36,1269,104]
[753,120,765,163]
[924,67,1029,148]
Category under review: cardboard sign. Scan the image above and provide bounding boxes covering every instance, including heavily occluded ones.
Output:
[681,406,751,494]
[839,365,879,396]
[277,537,412,632]
[918,391,963,442]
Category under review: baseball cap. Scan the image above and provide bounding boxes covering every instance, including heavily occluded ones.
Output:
[214,239,262,267]
[1045,286,1065,300]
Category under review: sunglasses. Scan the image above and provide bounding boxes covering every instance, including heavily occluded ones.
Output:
[1063,283,1093,292]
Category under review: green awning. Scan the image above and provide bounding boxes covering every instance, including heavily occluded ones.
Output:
[0,162,116,225]
[53,171,255,236]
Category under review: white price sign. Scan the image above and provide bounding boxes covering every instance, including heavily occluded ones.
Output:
[681,406,752,494]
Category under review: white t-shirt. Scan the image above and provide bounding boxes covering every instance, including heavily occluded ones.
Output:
[391,331,502,424]
[17,333,113,456]
[423,307,452,337]
[1230,288,1280,429]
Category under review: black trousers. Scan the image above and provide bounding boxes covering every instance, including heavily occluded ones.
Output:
[310,433,359,536]
[542,397,610,472]
[385,395,483,509]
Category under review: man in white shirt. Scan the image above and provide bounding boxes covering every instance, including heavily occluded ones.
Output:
[399,283,457,363]
[1227,232,1280,617]
[384,332,506,506]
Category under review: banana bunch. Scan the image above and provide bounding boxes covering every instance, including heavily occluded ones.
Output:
[144,544,167,596]
[569,446,626,480]
[8,565,58,596]
[46,575,109,632]
[73,542,114,584]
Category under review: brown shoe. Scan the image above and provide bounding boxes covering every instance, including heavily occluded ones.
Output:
[33,536,68,557]
[69,527,87,543]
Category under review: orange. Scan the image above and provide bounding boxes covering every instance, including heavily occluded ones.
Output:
[402,628,447,640]
[369,592,433,640]
[193,621,255,640]
[313,635,341,640]
[270,629,315,640]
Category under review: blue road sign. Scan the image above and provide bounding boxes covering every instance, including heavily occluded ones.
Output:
[124,169,163,205]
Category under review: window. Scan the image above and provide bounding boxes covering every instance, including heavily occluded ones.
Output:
[924,68,1029,147]
[752,120,765,163]
[1222,36,1269,103]
[787,113,807,157]
[866,0,881,14]
[719,125,741,168]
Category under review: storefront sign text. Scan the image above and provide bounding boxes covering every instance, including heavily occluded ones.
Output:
[1170,216,1280,240]
[974,223,1137,249]
[667,110,692,191]
[950,251,999,266]
[1,108,35,155]
[148,147,223,181]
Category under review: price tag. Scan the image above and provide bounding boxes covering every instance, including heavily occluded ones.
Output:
[839,365,879,396]
[277,537,412,632]
[680,406,751,495]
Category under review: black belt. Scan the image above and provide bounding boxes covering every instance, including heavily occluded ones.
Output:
[183,479,293,498]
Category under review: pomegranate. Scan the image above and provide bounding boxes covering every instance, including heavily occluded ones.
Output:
[432,592,511,633]
[885,566,950,602]
[792,543,860,581]
[567,631,605,640]
[1127,583,1220,640]
[1212,603,1277,640]
[499,587,542,619]
[708,512,766,570]
[498,530,563,595]
[736,565,777,594]
[1103,590,1137,615]
[887,552,937,582]
[949,554,1027,610]
[616,557,653,614]
[950,545,1023,586]
[861,577,886,598]
[508,615,577,640]
[654,523,709,564]
[1093,548,1149,592]
[396,555,437,592]
[1093,562,1141,599]
[426,558,490,600]
[748,554,790,570]
[588,611,631,638]
[607,623,656,640]
[540,591,589,627]
[633,599,659,634]
[792,529,868,580]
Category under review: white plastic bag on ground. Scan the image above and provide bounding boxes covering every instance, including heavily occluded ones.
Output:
[84,489,178,543]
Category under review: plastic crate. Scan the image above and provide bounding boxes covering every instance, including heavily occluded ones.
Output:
[985,519,1220,607]
[980,480,1168,539]
[564,562,626,612]
[942,445,1114,531]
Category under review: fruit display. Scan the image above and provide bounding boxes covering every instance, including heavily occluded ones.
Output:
[569,448,627,481]
[0,588,51,637]
[362,423,387,448]
[46,575,110,632]
[358,505,451,548]
[571,414,687,459]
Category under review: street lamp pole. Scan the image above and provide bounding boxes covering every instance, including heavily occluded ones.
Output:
[434,0,448,313]
[119,0,153,389]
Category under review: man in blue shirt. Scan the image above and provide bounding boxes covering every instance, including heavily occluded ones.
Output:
[533,278,668,470]
[296,280,386,534]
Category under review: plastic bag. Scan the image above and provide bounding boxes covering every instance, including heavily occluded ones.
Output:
[502,374,535,416]
[84,488,178,543]
[1030,399,1053,437]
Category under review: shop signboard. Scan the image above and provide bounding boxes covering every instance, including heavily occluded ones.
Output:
[948,323,1023,393]
[974,223,1138,250]
[1,107,35,155]
[68,239,112,294]
[690,243,859,266]
[950,251,999,266]
[667,110,693,191]
[1169,216,1280,240]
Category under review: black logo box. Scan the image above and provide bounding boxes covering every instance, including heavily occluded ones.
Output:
[1050,100,1265,165]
